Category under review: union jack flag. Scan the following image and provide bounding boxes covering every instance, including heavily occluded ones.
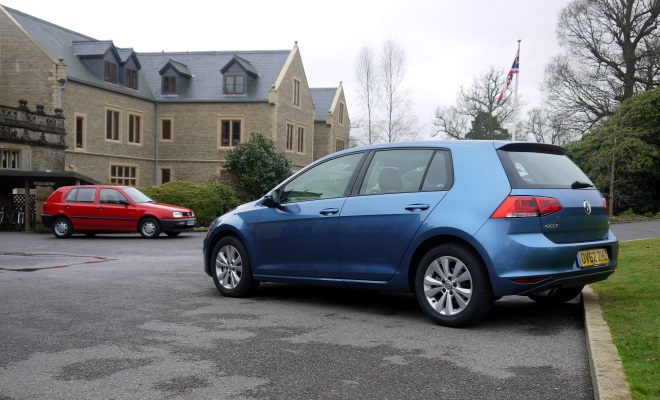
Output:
[496,48,520,107]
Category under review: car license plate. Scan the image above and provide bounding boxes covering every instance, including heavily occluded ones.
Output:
[577,248,609,268]
[187,220,195,226]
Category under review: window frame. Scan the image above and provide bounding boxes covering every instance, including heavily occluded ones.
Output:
[297,126,305,153]
[224,74,245,94]
[126,68,138,90]
[218,118,243,148]
[336,138,346,152]
[110,164,138,186]
[74,114,86,150]
[104,61,118,83]
[339,102,345,125]
[162,76,176,94]
[160,118,173,141]
[286,123,294,151]
[293,79,301,107]
[160,167,172,184]
[105,107,121,142]
[128,113,142,145]
[1,148,20,169]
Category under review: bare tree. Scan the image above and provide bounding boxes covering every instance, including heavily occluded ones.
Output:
[353,39,418,144]
[524,107,579,145]
[544,0,660,133]
[380,38,418,142]
[355,45,380,145]
[433,67,518,140]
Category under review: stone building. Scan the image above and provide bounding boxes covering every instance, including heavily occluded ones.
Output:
[0,5,351,192]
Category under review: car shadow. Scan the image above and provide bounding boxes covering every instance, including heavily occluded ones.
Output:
[233,283,584,330]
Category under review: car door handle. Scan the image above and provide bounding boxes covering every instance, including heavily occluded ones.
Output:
[97,206,104,210]
[319,208,340,216]
[405,204,430,211]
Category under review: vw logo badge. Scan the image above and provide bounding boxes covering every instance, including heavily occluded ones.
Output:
[583,200,592,215]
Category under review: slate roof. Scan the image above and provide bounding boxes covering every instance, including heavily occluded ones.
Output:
[310,88,338,122]
[4,6,290,103]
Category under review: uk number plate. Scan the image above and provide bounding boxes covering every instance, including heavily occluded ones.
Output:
[577,248,609,268]
[187,220,195,226]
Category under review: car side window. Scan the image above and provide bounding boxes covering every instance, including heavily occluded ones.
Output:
[65,188,78,202]
[66,187,96,202]
[421,150,452,191]
[280,153,363,204]
[100,188,127,204]
[359,149,434,195]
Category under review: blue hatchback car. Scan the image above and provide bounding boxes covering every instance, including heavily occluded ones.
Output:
[203,141,618,327]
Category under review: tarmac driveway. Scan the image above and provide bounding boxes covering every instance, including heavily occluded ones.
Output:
[0,231,597,399]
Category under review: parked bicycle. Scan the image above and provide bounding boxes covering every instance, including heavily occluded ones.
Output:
[0,204,24,231]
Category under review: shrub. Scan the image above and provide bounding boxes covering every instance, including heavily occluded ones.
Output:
[140,181,239,227]
[224,132,292,201]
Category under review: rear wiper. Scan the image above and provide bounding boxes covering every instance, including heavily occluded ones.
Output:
[571,181,594,189]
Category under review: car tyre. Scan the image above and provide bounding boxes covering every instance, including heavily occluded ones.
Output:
[139,217,161,238]
[211,237,259,297]
[415,243,493,327]
[165,231,181,237]
[52,217,73,239]
[527,286,584,305]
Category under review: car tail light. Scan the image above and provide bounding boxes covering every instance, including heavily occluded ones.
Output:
[491,196,563,218]
[603,198,609,213]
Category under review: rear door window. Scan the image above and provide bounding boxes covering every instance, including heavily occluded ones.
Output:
[65,187,96,202]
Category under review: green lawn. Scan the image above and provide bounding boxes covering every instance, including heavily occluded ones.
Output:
[591,237,660,399]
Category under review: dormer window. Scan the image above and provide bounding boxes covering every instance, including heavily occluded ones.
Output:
[224,75,245,94]
[163,76,176,94]
[126,68,138,90]
[104,61,118,83]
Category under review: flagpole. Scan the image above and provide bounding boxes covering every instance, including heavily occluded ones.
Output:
[512,39,520,141]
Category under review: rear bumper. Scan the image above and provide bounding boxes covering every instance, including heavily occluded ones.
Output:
[474,220,619,297]
[160,218,196,232]
[41,214,53,228]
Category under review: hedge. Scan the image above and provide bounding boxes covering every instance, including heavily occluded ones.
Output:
[140,181,240,227]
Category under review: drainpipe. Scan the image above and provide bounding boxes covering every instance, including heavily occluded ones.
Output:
[57,78,67,108]
[155,102,160,185]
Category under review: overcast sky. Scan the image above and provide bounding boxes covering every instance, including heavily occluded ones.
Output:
[3,0,573,140]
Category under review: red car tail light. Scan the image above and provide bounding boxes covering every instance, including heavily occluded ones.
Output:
[603,198,609,213]
[491,196,563,218]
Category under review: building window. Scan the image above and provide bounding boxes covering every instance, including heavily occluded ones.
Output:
[1,149,20,169]
[126,68,138,90]
[161,118,173,141]
[297,127,304,153]
[75,116,85,149]
[104,61,118,83]
[286,123,294,151]
[106,109,120,141]
[293,79,300,106]
[219,119,242,147]
[339,102,345,125]
[110,165,137,186]
[224,75,245,94]
[336,138,346,151]
[161,168,171,184]
[163,76,176,93]
[128,114,142,144]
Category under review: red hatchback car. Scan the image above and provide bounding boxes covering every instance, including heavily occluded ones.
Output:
[41,185,196,238]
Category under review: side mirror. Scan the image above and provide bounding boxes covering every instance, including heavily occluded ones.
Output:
[263,189,281,207]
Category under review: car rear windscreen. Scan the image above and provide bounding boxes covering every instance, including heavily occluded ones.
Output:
[498,150,594,189]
